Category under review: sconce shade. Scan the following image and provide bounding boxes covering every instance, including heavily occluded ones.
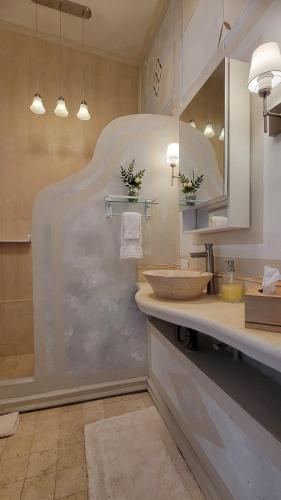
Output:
[219,127,225,141]
[248,42,281,94]
[204,122,215,138]
[166,142,179,165]
[77,100,91,120]
[30,93,45,114]
[54,96,69,117]
[189,119,196,128]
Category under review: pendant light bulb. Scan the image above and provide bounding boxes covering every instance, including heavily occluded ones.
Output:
[77,100,91,120]
[219,127,225,141]
[30,93,45,115]
[204,122,215,138]
[54,96,68,118]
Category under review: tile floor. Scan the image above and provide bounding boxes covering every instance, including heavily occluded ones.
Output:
[0,391,154,499]
[0,354,34,380]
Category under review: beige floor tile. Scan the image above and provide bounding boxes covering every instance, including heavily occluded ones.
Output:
[82,402,104,425]
[14,354,34,378]
[141,391,154,407]
[124,398,146,412]
[20,412,39,425]
[57,442,85,471]
[31,428,59,453]
[13,418,37,438]
[58,423,84,447]
[82,399,103,411]
[0,354,34,380]
[0,480,23,500]
[102,398,127,418]
[26,448,58,478]
[0,455,29,486]
[55,464,87,499]
[36,413,60,432]
[60,409,84,426]
[60,492,88,500]
[61,403,83,413]
[21,473,56,500]
[38,406,62,418]
[2,434,33,459]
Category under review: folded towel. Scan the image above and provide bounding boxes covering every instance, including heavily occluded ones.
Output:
[209,215,228,229]
[120,212,143,259]
[122,212,141,239]
[0,411,20,437]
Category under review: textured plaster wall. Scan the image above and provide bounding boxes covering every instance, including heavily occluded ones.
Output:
[32,114,179,389]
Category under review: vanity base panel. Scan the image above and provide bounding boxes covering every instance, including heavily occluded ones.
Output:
[147,319,281,500]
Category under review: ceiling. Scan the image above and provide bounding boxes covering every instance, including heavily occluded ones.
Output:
[0,0,168,63]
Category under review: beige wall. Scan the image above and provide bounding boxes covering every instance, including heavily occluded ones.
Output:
[0,26,139,356]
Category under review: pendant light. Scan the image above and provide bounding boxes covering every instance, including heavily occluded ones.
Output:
[204,122,215,138]
[30,0,45,115]
[54,4,68,117]
[77,14,91,120]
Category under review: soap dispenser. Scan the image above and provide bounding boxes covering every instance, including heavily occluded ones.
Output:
[221,260,244,303]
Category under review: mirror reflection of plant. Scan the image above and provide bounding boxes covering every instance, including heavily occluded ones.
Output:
[179,170,204,193]
[120,160,145,191]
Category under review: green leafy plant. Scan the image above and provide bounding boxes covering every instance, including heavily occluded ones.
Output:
[120,160,145,191]
[179,170,204,194]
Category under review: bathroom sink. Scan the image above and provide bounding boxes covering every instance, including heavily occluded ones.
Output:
[143,269,213,300]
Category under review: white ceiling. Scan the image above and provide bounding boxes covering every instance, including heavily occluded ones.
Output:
[0,0,166,63]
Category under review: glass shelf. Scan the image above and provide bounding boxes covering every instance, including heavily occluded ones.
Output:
[104,195,159,218]
[179,199,205,211]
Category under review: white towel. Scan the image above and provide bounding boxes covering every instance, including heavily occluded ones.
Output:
[0,411,20,437]
[120,212,143,259]
[209,216,228,229]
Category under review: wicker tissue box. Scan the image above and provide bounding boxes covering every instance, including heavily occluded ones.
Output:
[245,288,281,333]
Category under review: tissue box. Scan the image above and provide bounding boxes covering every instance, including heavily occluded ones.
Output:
[245,289,281,333]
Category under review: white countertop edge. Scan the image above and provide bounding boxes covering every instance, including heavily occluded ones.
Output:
[135,287,281,374]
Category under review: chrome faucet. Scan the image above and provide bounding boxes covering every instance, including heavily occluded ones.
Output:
[190,243,216,295]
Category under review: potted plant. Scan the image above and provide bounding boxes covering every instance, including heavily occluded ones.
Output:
[120,160,145,201]
[179,170,204,206]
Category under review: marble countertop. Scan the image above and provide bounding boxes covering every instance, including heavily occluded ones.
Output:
[135,283,281,373]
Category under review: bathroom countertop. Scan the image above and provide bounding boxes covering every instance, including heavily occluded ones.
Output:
[135,283,281,373]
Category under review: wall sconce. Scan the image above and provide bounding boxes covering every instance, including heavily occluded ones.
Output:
[166,143,179,186]
[248,42,281,134]
[189,119,196,128]
[203,122,215,138]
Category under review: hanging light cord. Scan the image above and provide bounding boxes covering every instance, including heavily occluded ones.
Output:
[82,14,85,101]
[35,0,39,91]
[59,2,63,96]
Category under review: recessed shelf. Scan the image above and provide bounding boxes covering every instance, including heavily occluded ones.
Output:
[0,234,32,243]
[104,195,159,219]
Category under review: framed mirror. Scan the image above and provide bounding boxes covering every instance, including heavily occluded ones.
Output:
[179,58,250,233]
[179,59,226,206]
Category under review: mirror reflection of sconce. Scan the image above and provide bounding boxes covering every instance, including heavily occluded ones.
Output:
[248,42,281,134]
[219,127,225,141]
[203,122,215,138]
[166,143,179,186]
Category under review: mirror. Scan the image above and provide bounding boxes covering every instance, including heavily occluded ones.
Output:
[179,60,226,206]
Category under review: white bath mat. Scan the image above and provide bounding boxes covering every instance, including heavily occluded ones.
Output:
[85,406,204,500]
[0,411,20,437]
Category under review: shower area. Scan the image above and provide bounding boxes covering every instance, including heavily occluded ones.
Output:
[0,241,34,381]
[0,113,179,412]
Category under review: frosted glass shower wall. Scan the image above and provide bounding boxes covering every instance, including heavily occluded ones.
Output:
[23,114,180,401]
